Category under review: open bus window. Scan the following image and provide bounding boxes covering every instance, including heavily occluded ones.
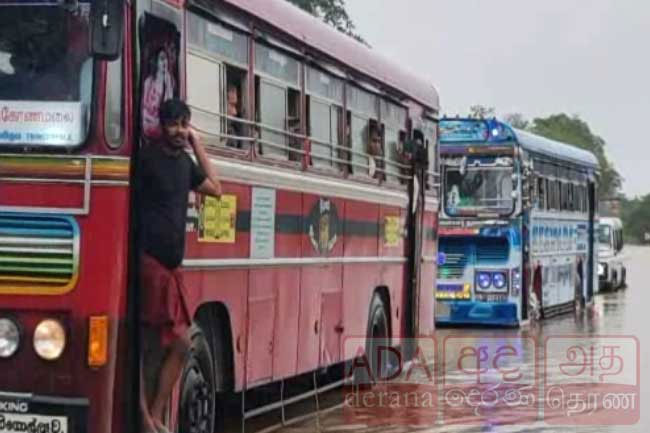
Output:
[537,177,546,209]
[287,88,303,161]
[368,121,384,180]
[0,3,93,147]
[224,66,248,149]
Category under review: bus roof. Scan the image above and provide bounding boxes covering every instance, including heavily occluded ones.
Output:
[512,128,600,170]
[439,118,599,169]
[221,0,440,112]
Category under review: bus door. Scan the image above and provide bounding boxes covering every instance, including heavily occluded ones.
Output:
[404,131,427,354]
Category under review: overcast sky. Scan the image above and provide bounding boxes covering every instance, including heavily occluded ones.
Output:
[346,0,650,197]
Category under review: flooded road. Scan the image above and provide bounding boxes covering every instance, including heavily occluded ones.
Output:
[273,246,649,433]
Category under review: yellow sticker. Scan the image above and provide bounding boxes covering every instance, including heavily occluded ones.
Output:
[199,195,237,243]
[384,216,401,247]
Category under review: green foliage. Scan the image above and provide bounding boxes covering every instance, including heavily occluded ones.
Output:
[497,112,622,199]
[503,113,529,130]
[528,114,622,199]
[621,195,650,244]
[469,105,495,119]
[285,0,367,45]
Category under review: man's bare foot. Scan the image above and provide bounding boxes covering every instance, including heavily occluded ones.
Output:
[153,419,172,433]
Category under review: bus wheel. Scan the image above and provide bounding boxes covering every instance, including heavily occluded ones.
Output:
[178,326,215,433]
[621,267,627,289]
[358,294,390,385]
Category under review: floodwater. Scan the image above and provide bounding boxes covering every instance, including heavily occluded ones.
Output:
[270,246,649,433]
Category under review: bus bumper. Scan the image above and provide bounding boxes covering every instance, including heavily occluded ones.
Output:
[0,392,88,433]
[435,301,519,327]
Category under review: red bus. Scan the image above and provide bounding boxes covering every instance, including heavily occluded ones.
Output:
[0,0,440,432]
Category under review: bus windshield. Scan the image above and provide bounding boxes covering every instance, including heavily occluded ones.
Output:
[444,166,514,216]
[598,225,612,245]
[0,3,93,147]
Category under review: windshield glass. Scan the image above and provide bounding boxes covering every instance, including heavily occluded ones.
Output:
[598,225,612,245]
[0,2,92,147]
[444,166,514,216]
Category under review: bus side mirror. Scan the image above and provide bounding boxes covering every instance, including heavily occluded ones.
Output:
[90,0,124,61]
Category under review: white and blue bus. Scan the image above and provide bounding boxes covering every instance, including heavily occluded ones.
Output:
[435,118,599,325]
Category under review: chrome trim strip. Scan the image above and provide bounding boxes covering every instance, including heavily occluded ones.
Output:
[183,256,407,269]
[0,177,129,186]
[0,236,73,245]
[211,157,409,208]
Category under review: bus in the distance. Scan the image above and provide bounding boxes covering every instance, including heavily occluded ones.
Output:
[0,0,439,432]
[435,118,599,326]
[598,217,627,291]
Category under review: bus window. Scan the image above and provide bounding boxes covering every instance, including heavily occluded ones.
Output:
[306,66,344,169]
[537,177,546,209]
[187,53,222,141]
[381,99,409,184]
[287,88,302,161]
[257,77,288,159]
[308,96,333,167]
[254,44,301,160]
[105,56,123,148]
[347,85,379,176]
[350,114,369,174]
[187,13,251,150]
[224,66,248,149]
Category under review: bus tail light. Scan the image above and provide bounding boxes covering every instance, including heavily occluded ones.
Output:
[88,316,108,367]
[512,268,522,296]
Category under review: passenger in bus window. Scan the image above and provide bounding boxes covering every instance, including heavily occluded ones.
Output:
[368,127,384,179]
[138,99,221,433]
[225,84,244,149]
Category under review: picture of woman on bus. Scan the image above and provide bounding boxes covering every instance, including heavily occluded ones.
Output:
[142,47,175,138]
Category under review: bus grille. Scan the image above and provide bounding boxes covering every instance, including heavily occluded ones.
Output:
[476,238,510,263]
[0,214,79,294]
[439,240,470,279]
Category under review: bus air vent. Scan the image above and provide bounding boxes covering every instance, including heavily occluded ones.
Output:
[0,213,80,295]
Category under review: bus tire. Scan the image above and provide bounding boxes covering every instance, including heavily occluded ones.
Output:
[357,294,390,385]
[621,266,627,289]
[178,326,216,433]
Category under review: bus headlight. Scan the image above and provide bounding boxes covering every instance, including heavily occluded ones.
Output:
[0,318,20,358]
[34,319,66,361]
[477,272,492,290]
[492,272,508,290]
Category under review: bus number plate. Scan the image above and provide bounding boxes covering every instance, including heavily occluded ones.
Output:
[476,294,508,303]
[0,413,68,433]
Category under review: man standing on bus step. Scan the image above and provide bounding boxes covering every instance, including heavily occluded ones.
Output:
[138,98,222,433]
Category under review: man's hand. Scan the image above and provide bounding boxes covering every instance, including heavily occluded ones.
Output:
[197,178,222,197]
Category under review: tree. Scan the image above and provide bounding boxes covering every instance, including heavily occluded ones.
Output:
[285,0,367,45]
[528,114,622,199]
[503,113,529,130]
[621,194,650,243]
[469,105,495,119]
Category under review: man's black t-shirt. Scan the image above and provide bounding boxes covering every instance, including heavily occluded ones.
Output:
[139,143,206,269]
